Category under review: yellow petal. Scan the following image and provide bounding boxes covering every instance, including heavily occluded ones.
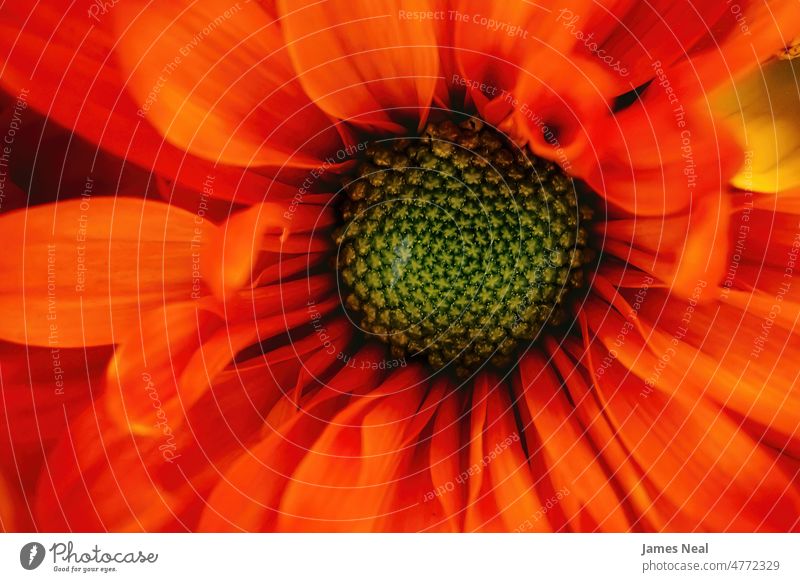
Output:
[716,58,800,193]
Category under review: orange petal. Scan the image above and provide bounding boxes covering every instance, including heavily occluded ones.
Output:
[481,378,549,533]
[450,0,606,116]
[0,343,110,448]
[621,287,800,458]
[275,365,429,531]
[517,351,633,531]
[0,2,273,200]
[33,412,192,531]
[672,0,800,94]
[583,299,800,531]
[599,192,732,299]
[204,203,293,303]
[198,347,393,531]
[426,385,468,532]
[0,198,215,347]
[583,86,743,216]
[573,1,729,90]
[113,0,343,168]
[510,57,617,168]
[277,0,439,131]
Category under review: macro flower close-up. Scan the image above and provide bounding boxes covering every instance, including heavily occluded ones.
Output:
[0,0,799,535]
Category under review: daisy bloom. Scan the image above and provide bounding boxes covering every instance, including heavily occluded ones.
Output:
[0,0,799,532]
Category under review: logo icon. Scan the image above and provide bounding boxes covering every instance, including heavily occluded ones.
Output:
[19,542,46,570]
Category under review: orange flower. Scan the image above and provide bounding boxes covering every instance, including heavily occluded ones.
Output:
[0,0,799,532]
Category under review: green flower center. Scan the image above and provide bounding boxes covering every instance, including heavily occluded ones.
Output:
[335,119,592,376]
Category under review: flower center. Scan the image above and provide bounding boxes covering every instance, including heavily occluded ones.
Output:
[334,119,592,376]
